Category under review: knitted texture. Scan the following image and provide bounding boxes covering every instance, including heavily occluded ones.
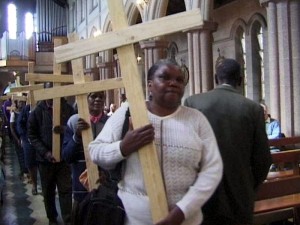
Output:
[89,103,222,225]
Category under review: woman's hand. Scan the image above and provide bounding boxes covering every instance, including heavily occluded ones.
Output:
[120,123,155,156]
[155,206,185,225]
[44,151,57,163]
[53,125,65,134]
[79,169,89,190]
[75,118,90,137]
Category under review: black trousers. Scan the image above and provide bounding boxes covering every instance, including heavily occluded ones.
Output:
[39,161,72,224]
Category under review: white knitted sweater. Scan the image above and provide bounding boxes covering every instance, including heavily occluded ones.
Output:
[89,103,223,225]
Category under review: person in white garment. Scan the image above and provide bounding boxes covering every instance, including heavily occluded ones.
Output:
[89,59,223,225]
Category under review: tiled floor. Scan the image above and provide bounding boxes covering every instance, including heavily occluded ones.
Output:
[0,138,63,225]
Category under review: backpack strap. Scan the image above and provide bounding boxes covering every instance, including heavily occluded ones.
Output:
[102,107,130,183]
[121,107,131,139]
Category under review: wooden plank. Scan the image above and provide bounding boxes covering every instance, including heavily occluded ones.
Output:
[269,136,300,148]
[271,149,300,164]
[32,78,124,101]
[256,176,300,200]
[6,95,27,102]
[253,208,294,225]
[255,194,300,213]
[107,1,168,222]
[10,84,44,93]
[68,34,99,191]
[25,73,92,83]
[0,96,10,101]
[52,38,63,161]
[54,9,203,63]
[28,62,36,108]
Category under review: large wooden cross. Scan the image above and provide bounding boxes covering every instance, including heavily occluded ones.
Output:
[24,45,93,161]
[10,63,44,108]
[32,1,203,222]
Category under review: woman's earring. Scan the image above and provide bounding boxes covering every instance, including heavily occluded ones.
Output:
[148,91,152,101]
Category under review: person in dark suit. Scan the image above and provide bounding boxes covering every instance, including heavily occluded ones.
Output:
[184,58,272,225]
[28,83,75,225]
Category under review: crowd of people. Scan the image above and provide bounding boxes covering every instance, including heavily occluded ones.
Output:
[0,58,281,225]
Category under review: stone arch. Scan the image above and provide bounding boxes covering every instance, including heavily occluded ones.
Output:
[89,26,97,37]
[247,13,268,102]
[248,13,267,31]
[125,1,142,25]
[230,18,247,38]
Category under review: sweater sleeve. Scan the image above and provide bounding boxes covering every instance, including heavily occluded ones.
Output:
[176,112,223,219]
[89,104,128,170]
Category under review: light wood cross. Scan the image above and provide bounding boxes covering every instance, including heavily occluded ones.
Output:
[6,77,26,111]
[32,1,203,222]
[24,43,93,161]
[10,63,44,108]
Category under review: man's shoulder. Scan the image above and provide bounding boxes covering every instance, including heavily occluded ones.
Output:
[185,90,213,101]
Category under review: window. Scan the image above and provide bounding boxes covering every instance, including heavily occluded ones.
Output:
[235,27,247,96]
[250,20,265,102]
[25,12,34,39]
[8,3,17,39]
[257,26,265,100]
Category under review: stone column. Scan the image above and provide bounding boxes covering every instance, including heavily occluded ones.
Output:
[98,61,117,107]
[265,1,280,121]
[140,40,169,72]
[187,21,217,95]
[261,0,300,135]
[277,0,293,135]
[140,40,169,98]
[290,0,300,135]
[189,30,202,94]
[200,26,215,92]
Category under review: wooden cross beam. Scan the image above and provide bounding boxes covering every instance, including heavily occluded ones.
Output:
[67,33,99,190]
[25,73,92,83]
[25,60,93,161]
[55,8,203,63]
[10,83,43,106]
[31,36,125,191]
[10,84,44,93]
[52,38,65,161]
[27,62,36,108]
[6,94,27,102]
[0,96,10,101]
[32,78,124,100]
[34,3,203,222]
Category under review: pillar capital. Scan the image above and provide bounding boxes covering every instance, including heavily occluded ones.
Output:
[185,21,218,33]
[139,40,169,49]
[260,0,288,7]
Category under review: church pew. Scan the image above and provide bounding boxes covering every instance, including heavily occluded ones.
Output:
[254,149,300,225]
[269,136,300,151]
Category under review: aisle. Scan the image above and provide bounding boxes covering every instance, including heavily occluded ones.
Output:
[0,138,63,225]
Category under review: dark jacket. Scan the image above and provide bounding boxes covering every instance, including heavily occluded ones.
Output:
[27,99,74,163]
[17,104,30,140]
[62,113,108,202]
[184,85,272,224]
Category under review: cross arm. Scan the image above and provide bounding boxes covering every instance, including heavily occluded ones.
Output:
[54,9,203,63]
[25,73,93,83]
[10,84,44,93]
[32,78,124,101]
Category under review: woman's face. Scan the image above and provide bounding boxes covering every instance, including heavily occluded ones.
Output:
[88,92,105,114]
[148,64,185,108]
